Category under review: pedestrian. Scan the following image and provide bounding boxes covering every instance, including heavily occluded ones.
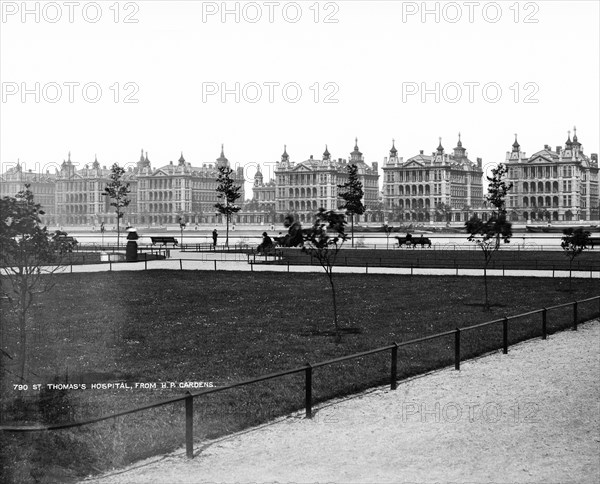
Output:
[212,229,218,248]
[257,232,274,254]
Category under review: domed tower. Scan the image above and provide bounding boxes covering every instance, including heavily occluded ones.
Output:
[254,164,264,186]
[323,145,331,161]
[281,145,290,164]
[350,137,363,163]
[216,144,229,168]
[572,126,582,154]
[436,137,444,155]
[453,133,466,159]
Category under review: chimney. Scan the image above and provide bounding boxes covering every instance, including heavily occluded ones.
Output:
[476,157,482,168]
[420,150,424,155]
[310,155,313,160]
[556,146,562,153]
[591,153,598,164]
[544,144,549,150]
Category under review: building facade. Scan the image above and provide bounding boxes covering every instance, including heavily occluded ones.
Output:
[382,135,485,223]
[3,131,598,227]
[272,139,381,223]
[504,129,599,222]
[0,162,56,224]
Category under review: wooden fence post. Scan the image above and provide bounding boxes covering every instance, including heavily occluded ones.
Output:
[542,309,547,340]
[185,391,194,459]
[305,363,313,419]
[573,301,578,331]
[390,343,398,390]
[503,317,509,354]
[454,328,460,370]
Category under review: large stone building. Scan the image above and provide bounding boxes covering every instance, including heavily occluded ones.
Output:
[3,131,597,227]
[504,129,599,222]
[0,162,56,224]
[135,146,245,226]
[1,147,245,228]
[272,139,381,223]
[382,135,485,223]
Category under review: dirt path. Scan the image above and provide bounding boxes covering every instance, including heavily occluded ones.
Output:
[84,320,600,484]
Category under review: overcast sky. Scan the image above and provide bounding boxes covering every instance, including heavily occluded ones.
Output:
[1,0,599,194]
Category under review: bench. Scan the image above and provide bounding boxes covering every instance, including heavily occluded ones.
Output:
[150,236,179,246]
[589,237,600,248]
[57,236,78,244]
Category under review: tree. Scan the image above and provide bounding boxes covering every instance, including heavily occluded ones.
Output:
[435,203,453,223]
[103,164,131,250]
[0,185,70,382]
[215,166,242,247]
[561,228,590,291]
[301,208,347,342]
[337,163,365,247]
[465,163,513,310]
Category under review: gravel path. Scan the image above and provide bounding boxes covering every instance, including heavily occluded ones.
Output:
[84,320,600,484]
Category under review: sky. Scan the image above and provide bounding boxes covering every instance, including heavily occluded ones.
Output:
[1,0,599,195]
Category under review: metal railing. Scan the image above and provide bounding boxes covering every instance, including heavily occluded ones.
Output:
[2,296,598,462]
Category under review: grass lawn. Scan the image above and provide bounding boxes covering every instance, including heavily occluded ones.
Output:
[1,271,599,483]
[279,247,600,271]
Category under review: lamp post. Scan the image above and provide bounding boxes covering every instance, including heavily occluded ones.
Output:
[178,217,186,247]
[100,222,105,248]
[384,222,393,250]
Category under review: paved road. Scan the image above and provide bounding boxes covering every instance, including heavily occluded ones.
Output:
[41,250,600,279]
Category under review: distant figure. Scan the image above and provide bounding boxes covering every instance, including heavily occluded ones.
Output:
[257,232,274,254]
[405,232,413,242]
[194,224,199,231]
[212,229,218,248]
[270,223,274,231]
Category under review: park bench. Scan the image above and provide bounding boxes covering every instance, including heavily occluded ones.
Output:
[56,236,78,244]
[589,237,600,248]
[150,236,179,247]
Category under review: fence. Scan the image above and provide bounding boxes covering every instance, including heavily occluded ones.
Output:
[2,296,599,462]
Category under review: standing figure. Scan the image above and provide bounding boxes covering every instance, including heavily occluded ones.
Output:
[212,229,218,248]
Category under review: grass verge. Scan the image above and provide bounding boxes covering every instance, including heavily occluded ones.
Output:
[1,271,598,483]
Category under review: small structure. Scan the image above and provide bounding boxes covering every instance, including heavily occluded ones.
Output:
[126,226,139,262]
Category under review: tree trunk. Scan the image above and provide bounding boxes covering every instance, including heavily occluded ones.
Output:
[328,273,340,342]
[225,213,230,247]
[351,214,354,248]
[18,285,28,382]
[569,259,573,291]
[483,259,490,311]
[116,213,120,250]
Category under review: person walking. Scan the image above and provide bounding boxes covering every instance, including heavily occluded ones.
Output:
[212,229,218,249]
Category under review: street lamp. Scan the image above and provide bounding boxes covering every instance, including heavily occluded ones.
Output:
[383,222,393,250]
[100,222,105,248]
[178,217,186,247]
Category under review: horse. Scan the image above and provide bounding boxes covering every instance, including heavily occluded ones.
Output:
[395,236,414,248]
[411,236,432,248]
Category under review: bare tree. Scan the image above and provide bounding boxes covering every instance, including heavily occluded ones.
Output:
[465,163,513,310]
[103,164,131,250]
[215,166,242,247]
[561,228,590,291]
[1,185,71,382]
[301,209,347,342]
[337,163,365,247]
